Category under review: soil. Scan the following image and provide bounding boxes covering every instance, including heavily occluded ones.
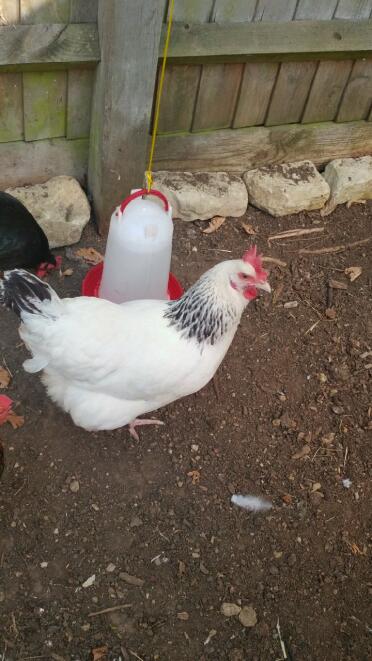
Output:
[0,200,371,661]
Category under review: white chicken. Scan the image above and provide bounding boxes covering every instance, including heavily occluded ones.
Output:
[0,247,270,439]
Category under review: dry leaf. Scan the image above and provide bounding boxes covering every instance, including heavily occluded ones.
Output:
[187,470,200,484]
[76,248,104,265]
[92,647,108,661]
[292,445,311,460]
[345,266,362,282]
[6,412,24,430]
[62,268,74,277]
[347,542,365,556]
[0,367,11,389]
[329,279,347,290]
[241,222,256,236]
[202,216,226,234]
[281,494,293,505]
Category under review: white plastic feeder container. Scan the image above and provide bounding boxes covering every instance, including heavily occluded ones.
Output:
[99,188,173,304]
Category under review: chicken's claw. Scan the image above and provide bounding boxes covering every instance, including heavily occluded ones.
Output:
[128,418,164,441]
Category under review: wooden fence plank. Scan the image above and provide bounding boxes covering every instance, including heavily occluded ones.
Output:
[254,0,297,22]
[233,62,278,127]
[161,19,372,62]
[158,64,201,133]
[193,63,243,130]
[0,137,88,188]
[0,0,20,23]
[154,121,372,172]
[0,72,23,141]
[295,0,338,20]
[266,61,317,126]
[335,0,372,19]
[88,0,164,232]
[302,60,352,123]
[0,23,99,67]
[337,59,372,121]
[173,0,214,22]
[66,69,94,138]
[23,71,67,140]
[211,0,257,22]
[20,0,70,23]
[70,0,98,22]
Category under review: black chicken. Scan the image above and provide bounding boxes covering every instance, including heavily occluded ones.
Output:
[0,191,60,276]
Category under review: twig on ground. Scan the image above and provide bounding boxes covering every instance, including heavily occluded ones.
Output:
[304,320,320,335]
[88,604,132,618]
[269,227,324,243]
[262,256,287,268]
[299,237,371,255]
[129,651,145,661]
[276,618,288,660]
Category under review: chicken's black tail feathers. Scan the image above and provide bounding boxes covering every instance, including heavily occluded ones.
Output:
[0,269,55,317]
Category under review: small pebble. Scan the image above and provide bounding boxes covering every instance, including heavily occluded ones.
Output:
[119,572,144,587]
[239,605,257,628]
[221,602,241,617]
[130,515,143,528]
[69,479,80,493]
[82,574,96,588]
[106,563,116,573]
[177,611,189,621]
[284,301,298,309]
[287,553,297,567]
[310,491,324,506]
[40,562,48,569]
[332,405,344,415]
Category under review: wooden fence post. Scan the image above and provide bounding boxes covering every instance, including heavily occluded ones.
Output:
[88,0,165,233]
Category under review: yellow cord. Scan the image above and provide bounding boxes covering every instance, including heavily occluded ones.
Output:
[145,0,175,192]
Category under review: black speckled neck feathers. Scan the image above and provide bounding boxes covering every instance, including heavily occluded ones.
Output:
[164,269,241,345]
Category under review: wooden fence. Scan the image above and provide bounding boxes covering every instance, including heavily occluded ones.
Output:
[0,0,372,230]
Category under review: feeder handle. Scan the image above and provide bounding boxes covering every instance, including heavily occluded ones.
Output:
[119,188,169,214]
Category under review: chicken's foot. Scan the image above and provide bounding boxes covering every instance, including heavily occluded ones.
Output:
[128,418,164,441]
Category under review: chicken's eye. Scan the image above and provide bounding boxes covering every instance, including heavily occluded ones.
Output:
[239,272,249,280]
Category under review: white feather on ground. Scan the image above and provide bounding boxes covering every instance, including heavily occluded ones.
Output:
[231,494,272,512]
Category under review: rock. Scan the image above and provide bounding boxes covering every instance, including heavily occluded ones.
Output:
[238,605,257,628]
[81,574,95,588]
[129,515,143,528]
[69,479,80,493]
[287,553,297,567]
[153,171,248,221]
[309,491,324,506]
[221,602,241,617]
[6,176,91,248]
[177,611,189,621]
[119,571,144,587]
[322,156,372,215]
[106,563,116,573]
[243,161,330,217]
[229,650,245,661]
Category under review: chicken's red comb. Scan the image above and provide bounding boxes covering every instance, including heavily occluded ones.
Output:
[0,395,13,410]
[242,246,268,280]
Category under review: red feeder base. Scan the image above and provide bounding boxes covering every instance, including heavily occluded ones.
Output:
[81,262,183,300]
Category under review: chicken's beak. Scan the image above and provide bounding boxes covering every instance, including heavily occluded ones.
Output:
[257,281,271,294]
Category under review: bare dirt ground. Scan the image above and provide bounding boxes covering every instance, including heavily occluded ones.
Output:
[0,201,371,661]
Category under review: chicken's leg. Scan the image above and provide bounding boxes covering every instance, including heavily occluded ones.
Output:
[128,418,165,441]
